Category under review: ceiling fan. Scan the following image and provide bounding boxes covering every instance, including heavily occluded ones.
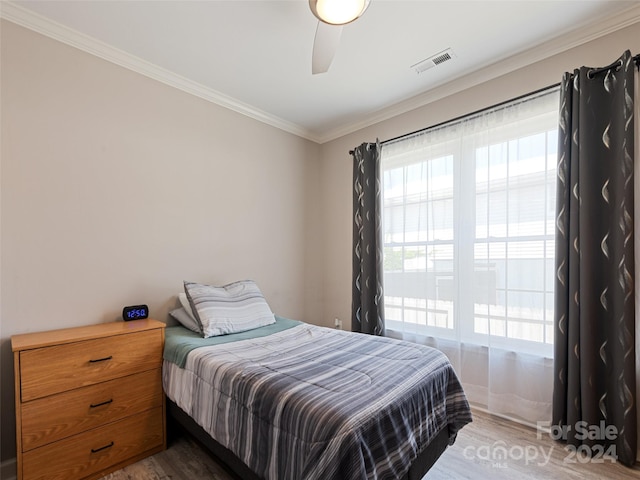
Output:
[309,0,371,74]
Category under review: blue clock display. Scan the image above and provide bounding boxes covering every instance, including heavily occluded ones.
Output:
[122,304,149,321]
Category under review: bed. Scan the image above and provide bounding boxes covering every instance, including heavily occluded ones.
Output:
[162,315,472,480]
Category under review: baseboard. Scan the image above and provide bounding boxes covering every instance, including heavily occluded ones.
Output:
[1,457,16,480]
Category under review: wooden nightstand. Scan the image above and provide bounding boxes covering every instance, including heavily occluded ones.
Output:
[12,319,166,480]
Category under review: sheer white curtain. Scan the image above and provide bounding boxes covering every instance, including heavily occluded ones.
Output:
[381,88,559,425]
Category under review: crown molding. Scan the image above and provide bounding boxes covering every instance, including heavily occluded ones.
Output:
[2,1,639,145]
[0,1,322,143]
[317,3,640,144]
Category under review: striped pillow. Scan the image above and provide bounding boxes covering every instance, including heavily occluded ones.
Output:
[184,280,276,337]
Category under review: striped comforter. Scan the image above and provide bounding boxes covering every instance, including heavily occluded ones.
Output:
[163,323,471,480]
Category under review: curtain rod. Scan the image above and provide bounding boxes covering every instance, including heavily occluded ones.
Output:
[381,82,560,146]
[349,143,376,156]
[588,53,640,77]
[350,52,639,154]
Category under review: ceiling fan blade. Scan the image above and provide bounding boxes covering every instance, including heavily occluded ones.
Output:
[312,21,343,75]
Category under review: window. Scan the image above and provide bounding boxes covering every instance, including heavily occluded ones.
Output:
[381,88,559,356]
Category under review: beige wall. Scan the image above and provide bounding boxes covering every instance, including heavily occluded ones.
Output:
[2,12,640,470]
[0,20,322,463]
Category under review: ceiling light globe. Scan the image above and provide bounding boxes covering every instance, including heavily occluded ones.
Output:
[309,0,371,25]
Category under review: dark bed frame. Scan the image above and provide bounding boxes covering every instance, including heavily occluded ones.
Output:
[166,398,450,480]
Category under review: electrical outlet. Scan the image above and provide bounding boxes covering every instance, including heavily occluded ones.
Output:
[334,318,342,330]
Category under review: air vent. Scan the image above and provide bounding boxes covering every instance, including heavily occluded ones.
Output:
[411,48,456,74]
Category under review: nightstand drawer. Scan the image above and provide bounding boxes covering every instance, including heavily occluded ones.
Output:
[21,369,162,451]
[22,406,164,480]
[19,329,162,402]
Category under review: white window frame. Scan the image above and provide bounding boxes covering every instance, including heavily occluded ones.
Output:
[381,88,559,357]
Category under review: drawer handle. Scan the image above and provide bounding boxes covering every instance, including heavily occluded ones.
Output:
[91,441,114,454]
[88,355,113,364]
[89,399,113,408]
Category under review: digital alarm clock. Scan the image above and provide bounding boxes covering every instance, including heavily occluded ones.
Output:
[122,304,149,321]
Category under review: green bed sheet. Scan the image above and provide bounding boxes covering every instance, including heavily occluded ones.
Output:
[164,315,302,368]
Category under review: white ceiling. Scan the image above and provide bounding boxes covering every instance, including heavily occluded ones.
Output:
[3,1,640,143]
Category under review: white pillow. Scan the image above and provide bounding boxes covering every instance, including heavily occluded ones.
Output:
[178,292,197,321]
[184,280,275,338]
[169,307,202,333]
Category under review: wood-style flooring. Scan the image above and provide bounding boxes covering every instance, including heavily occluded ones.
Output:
[100,409,640,479]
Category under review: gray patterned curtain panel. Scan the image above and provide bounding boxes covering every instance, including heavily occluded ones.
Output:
[352,141,385,336]
[553,51,637,467]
